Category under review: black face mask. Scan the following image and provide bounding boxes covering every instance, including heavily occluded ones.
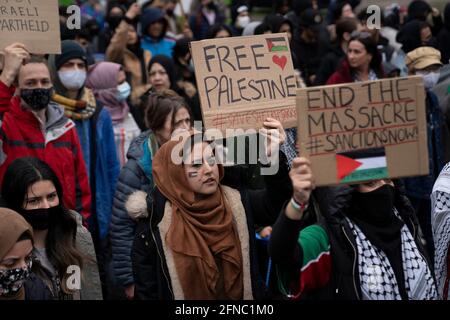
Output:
[19,206,59,230]
[206,2,216,10]
[351,184,396,226]
[424,37,438,48]
[20,87,53,111]
[107,15,123,30]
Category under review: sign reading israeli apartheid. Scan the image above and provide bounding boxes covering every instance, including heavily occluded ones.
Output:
[296,76,429,186]
[190,33,297,136]
[0,0,61,54]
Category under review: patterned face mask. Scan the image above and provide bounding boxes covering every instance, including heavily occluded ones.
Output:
[20,87,53,111]
[0,259,32,296]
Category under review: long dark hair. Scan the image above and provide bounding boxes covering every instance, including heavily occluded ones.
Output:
[125,23,144,59]
[207,24,232,39]
[349,31,383,78]
[1,157,84,294]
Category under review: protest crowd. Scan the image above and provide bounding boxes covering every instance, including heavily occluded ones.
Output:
[2,0,450,301]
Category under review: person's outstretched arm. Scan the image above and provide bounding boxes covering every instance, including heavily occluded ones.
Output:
[269,157,331,299]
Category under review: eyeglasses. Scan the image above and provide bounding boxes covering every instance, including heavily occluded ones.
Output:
[350,31,372,40]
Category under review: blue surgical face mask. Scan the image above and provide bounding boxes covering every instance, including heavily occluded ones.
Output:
[117,82,131,101]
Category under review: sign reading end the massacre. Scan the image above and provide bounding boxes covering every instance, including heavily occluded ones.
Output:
[0,0,60,54]
[297,76,429,186]
[190,33,297,136]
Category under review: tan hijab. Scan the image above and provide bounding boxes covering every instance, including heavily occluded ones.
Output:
[152,133,243,299]
[0,208,34,301]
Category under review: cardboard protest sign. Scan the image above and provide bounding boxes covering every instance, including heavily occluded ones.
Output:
[190,33,297,136]
[0,0,61,54]
[296,76,429,186]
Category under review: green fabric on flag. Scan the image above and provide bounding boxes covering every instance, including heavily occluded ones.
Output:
[340,167,389,184]
[271,46,289,52]
[59,0,75,6]
[276,224,330,297]
[299,225,330,269]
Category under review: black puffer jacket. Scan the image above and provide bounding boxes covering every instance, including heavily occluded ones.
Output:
[132,155,291,300]
[270,181,433,300]
[24,273,53,300]
[110,131,158,287]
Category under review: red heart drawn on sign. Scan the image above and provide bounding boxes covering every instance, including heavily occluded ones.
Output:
[272,55,287,70]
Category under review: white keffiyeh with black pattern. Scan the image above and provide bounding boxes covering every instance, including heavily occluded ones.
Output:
[431,162,450,299]
[346,213,438,300]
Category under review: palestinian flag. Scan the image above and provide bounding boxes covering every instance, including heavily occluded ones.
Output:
[336,147,388,184]
[266,37,289,52]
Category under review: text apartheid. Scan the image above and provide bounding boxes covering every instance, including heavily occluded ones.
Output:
[0,0,60,54]
[0,0,47,32]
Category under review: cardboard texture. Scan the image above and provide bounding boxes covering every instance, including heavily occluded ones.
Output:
[296,76,429,186]
[0,0,61,54]
[190,33,297,136]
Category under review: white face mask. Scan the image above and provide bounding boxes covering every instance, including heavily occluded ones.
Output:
[117,82,131,101]
[417,71,440,89]
[236,15,251,29]
[58,70,86,91]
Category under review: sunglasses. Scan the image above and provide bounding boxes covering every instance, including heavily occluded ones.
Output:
[350,31,372,40]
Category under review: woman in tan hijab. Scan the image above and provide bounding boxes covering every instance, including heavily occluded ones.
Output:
[0,208,51,300]
[132,123,291,300]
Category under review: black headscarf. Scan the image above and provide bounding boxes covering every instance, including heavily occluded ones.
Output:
[173,38,191,60]
[396,20,423,53]
[148,55,178,90]
[407,0,431,22]
[264,14,294,35]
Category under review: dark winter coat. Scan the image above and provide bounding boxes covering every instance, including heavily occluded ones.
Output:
[111,131,159,287]
[269,183,433,299]
[24,273,53,300]
[313,45,345,86]
[132,155,291,300]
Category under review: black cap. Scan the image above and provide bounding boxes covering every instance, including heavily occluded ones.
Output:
[299,8,323,28]
[55,40,88,70]
[293,0,313,15]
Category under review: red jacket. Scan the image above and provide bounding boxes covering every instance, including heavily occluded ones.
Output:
[0,81,91,222]
[326,59,386,85]
[326,59,354,85]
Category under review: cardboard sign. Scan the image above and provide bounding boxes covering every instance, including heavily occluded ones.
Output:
[190,33,297,136]
[296,76,429,186]
[0,0,61,54]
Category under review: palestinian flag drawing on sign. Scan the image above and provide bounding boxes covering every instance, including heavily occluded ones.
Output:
[266,37,289,52]
[336,147,389,184]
